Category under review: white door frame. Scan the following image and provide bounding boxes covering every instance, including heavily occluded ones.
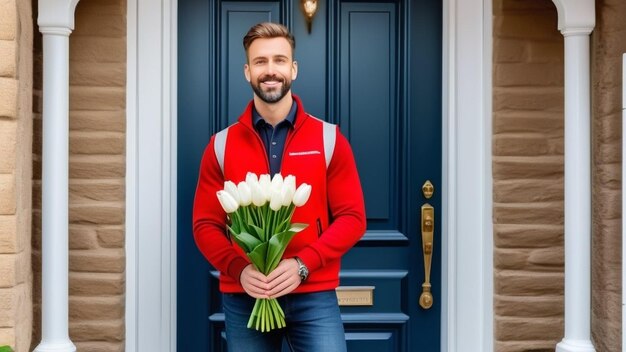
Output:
[125,0,494,350]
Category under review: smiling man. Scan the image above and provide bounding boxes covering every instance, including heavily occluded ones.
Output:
[193,22,366,352]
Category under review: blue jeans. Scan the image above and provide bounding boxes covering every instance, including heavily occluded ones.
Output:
[223,291,347,352]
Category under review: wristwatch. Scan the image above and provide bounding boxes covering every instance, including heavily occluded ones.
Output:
[294,257,309,282]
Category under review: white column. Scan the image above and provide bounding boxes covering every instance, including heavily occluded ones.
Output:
[35,1,80,352]
[551,1,596,352]
[622,53,626,352]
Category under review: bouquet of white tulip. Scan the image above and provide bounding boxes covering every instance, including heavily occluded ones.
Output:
[216,172,312,332]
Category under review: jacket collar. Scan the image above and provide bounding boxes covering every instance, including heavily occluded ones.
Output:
[238,94,309,130]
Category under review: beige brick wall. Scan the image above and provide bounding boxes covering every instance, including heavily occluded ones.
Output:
[493,0,565,351]
[0,0,33,350]
[591,0,626,350]
[31,0,126,350]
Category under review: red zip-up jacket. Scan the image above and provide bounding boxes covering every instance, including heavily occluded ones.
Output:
[193,95,366,293]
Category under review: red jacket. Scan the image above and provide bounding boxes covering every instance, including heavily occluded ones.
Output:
[193,95,366,293]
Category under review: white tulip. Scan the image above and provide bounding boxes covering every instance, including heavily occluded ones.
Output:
[283,175,296,191]
[250,182,266,207]
[216,190,239,213]
[259,174,272,201]
[269,188,283,211]
[293,183,312,207]
[237,181,252,206]
[223,181,241,205]
[281,176,296,206]
[270,173,284,193]
[245,172,258,186]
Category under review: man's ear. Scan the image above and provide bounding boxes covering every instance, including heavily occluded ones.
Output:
[244,63,250,82]
[292,61,298,80]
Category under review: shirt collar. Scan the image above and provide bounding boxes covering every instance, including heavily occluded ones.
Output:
[253,100,297,128]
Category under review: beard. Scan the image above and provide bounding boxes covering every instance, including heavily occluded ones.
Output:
[251,74,292,104]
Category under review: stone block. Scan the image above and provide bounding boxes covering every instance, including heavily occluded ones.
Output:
[0,215,16,254]
[70,111,125,133]
[70,62,125,87]
[0,174,15,215]
[495,295,563,318]
[70,155,125,179]
[69,86,125,111]
[495,247,563,272]
[69,203,124,225]
[96,227,124,248]
[493,179,562,203]
[493,201,563,225]
[493,38,526,63]
[70,319,124,342]
[73,342,124,352]
[0,254,16,287]
[494,224,563,249]
[493,135,561,156]
[494,12,561,41]
[0,286,17,325]
[69,226,99,250]
[528,41,563,64]
[0,77,18,118]
[74,13,126,38]
[69,272,124,296]
[0,0,16,40]
[70,180,124,202]
[0,119,17,173]
[495,271,563,296]
[494,62,563,87]
[493,86,563,112]
[0,40,16,77]
[69,249,125,273]
[69,132,125,155]
[69,295,124,320]
[70,37,126,63]
[492,156,563,180]
[493,111,563,135]
[495,316,563,341]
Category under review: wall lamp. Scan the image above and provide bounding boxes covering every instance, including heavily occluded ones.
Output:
[301,0,319,33]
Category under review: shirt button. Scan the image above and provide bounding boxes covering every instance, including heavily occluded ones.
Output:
[272,141,277,146]
[272,155,277,159]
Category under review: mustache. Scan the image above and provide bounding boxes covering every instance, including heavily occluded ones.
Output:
[259,75,284,83]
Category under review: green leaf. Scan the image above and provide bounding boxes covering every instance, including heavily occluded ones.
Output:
[0,346,13,352]
[248,224,266,241]
[247,242,268,273]
[265,224,308,272]
[231,232,263,253]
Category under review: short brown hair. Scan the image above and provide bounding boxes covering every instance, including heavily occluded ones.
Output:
[243,22,296,56]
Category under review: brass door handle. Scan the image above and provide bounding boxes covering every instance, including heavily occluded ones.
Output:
[420,203,434,309]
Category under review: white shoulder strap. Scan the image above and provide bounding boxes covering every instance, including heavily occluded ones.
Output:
[214,127,229,174]
[321,121,336,168]
[213,120,336,174]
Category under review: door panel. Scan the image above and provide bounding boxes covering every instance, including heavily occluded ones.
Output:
[178,1,442,351]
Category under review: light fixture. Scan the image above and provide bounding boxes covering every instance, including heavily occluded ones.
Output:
[301,0,319,33]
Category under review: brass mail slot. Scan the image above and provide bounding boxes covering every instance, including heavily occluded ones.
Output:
[335,286,375,306]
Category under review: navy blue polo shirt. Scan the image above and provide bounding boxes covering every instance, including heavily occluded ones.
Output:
[252,101,297,176]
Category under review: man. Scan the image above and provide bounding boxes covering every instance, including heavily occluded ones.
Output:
[193,22,366,352]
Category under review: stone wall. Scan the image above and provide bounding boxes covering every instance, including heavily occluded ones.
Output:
[492,0,565,351]
[31,0,126,350]
[0,0,33,351]
[590,0,626,349]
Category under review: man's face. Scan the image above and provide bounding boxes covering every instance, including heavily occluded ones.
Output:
[244,37,298,104]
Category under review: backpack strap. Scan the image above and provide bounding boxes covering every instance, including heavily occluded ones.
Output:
[213,119,336,174]
[214,127,229,174]
[321,120,336,168]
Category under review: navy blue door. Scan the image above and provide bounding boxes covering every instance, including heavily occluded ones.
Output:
[177,1,442,351]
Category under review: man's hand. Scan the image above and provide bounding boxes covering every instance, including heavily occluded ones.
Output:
[240,264,270,299]
[265,258,302,299]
